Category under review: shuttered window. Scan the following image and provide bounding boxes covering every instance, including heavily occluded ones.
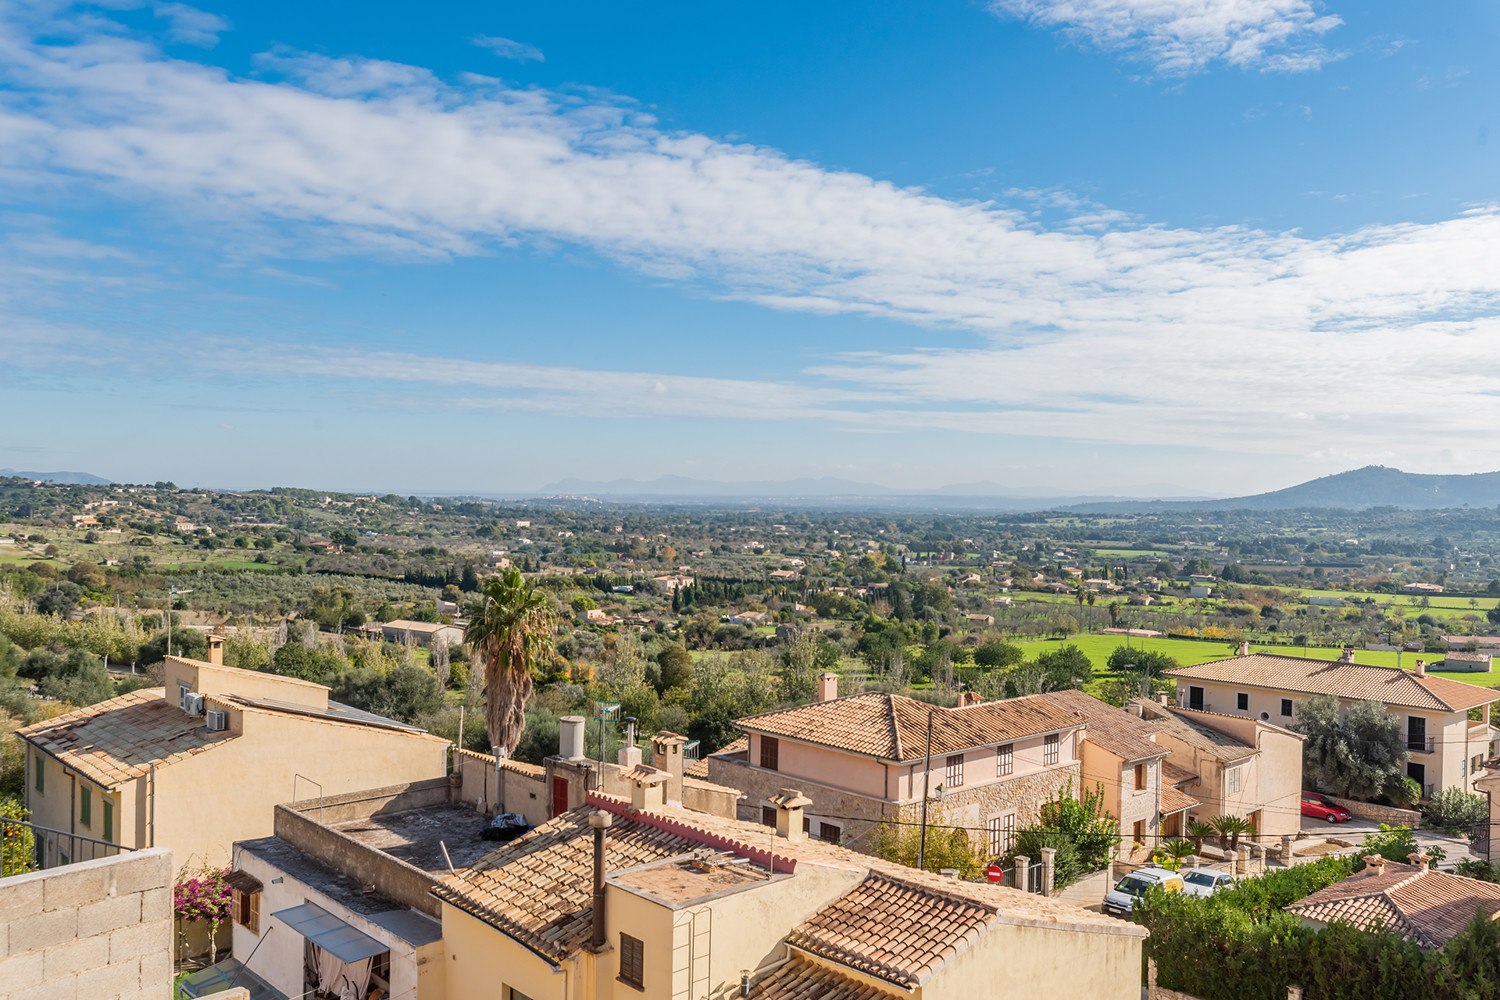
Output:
[233,889,260,934]
[1043,733,1060,765]
[761,805,776,827]
[818,823,841,845]
[619,933,645,989]
[103,801,114,843]
[80,787,91,828]
[760,737,779,771]
[997,744,1013,776]
[945,754,964,787]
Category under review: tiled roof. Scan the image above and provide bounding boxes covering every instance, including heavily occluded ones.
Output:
[747,956,897,1000]
[432,810,696,962]
[1161,760,1199,786]
[1134,702,1260,764]
[434,794,1141,964]
[1159,784,1200,816]
[1163,653,1500,713]
[687,736,747,778]
[1285,863,1500,949]
[786,873,997,988]
[16,688,235,789]
[1036,690,1168,762]
[736,693,1084,762]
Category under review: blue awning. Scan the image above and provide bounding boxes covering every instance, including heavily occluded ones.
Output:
[271,901,388,963]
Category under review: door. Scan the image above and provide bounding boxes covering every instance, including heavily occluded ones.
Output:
[1407,716,1427,753]
[551,776,570,818]
[1188,686,1204,711]
[1407,762,1426,794]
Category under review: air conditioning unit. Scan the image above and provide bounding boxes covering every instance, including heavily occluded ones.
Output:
[205,710,227,732]
[185,693,206,717]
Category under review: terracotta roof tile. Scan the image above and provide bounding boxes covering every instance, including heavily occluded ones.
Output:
[1164,653,1500,713]
[787,873,997,987]
[1159,784,1200,816]
[1161,760,1199,786]
[747,956,899,1000]
[1035,690,1168,762]
[16,689,235,789]
[1135,702,1260,764]
[737,693,1083,762]
[1285,863,1500,949]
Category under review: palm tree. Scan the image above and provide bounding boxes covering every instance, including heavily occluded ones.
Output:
[464,567,558,756]
[1210,815,1253,852]
[1187,820,1215,852]
[1162,838,1197,861]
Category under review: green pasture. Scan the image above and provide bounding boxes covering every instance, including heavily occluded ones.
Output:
[1012,633,1500,690]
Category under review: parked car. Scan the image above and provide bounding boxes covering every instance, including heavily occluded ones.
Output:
[1104,865,1185,916]
[1301,792,1353,823]
[1181,869,1238,898]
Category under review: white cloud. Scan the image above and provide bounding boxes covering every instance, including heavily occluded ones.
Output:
[986,0,1342,75]
[1,5,1500,473]
[471,34,543,63]
[154,3,229,48]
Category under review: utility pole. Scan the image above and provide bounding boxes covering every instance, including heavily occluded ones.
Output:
[917,707,936,871]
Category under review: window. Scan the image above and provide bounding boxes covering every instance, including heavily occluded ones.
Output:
[986,814,1015,856]
[818,823,841,845]
[34,757,43,795]
[1225,766,1242,794]
[997,744,1013,776]
[103,801,114,843]
[1188,686,1205,711]
[619,933,645,990]
[1407,716,1427,753]
[1236,692,1249,711]
[1043,733,1060,765]
[1134,763,1147,790]
[80,787,91,828]
[1133,819,1146,845]
[233,888,260,934]
[1280,698,1293,718]
[761,805,776,827]
[946,754,964,788]
[759,736,779,771]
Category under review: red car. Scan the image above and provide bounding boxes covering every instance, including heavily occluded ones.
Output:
[1301,792,1352,822]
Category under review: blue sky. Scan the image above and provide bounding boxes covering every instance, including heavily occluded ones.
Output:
[2,0,1498,495]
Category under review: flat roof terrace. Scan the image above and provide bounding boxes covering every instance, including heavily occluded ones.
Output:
[329,803,497,873]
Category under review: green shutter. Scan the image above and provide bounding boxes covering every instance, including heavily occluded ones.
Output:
[81,787,91,828]
[103,801,114,843]
[35,756,43,794]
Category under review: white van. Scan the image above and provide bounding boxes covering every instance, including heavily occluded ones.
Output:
[1104,865,1185,916]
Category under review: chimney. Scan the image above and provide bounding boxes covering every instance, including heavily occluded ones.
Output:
[206,634,225,666]
[1407,852,1432,872]
[650,731,687,806]
[1129,701,1145,718]
[559,716,586,760]
[818,672,839,703]
[628,768,667,812]
[1415,659,1427,677]
[957,691,983,708]
[1236,640,1250,656]
[768,788,812,842]
[1155,691,1170,705]
[589,811,612,951]
[1340,646,1356,662]
[618,717,642,768]
[1363,854,1387,876]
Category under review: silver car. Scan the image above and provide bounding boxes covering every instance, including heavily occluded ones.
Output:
[1180,869,1238,898]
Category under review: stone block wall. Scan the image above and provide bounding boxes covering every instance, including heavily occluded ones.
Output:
[1324,794,1421,828]
[0,847,174,1000]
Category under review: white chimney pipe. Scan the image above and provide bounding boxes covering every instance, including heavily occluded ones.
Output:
[559,716,586,760]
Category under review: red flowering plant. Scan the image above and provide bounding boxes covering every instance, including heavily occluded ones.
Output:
[174,866,232,963]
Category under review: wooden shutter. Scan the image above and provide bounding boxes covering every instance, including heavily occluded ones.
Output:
[760,737,779,771]
[620,933,644,988]
[247,891,259,934]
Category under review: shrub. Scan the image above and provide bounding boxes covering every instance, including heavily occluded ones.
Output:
[1424,788,1488,835]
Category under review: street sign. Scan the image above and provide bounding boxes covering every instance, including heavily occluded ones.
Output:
[985,864,1004,884]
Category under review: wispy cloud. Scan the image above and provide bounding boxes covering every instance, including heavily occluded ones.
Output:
[154,2,229,48]
[986,0,1343,75]
[471,34,543,63]
[2,4,1500,473]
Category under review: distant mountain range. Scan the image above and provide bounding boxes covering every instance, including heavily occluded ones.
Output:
[1067,466,1500,513]
[0,469,112,485]
[540,467,1500,512]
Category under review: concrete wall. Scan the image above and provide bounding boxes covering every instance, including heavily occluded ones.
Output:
[166,657,328,711]
[0,847,173,1000]
[439,904,568,1000]
[272,780,453,917]
[928,909,1145,1000]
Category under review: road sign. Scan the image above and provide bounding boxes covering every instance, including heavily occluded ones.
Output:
[985,864,1004,884]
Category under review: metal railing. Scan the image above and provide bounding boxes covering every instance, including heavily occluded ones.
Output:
[0,815,133,875]
[1408,735,1436,754]
[1472,821,1491,860]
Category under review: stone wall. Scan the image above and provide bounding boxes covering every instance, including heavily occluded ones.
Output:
[0,847,174,1000]
[1325,794,1422,828]
[941,763,1085,841]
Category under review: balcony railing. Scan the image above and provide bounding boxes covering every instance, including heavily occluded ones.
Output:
[0,815,132,875]
[1407,735,1436,754]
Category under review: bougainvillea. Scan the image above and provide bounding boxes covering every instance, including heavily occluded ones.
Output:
[173,867,231,926]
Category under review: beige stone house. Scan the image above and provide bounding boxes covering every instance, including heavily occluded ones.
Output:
[1163,649,1498,798]
[1132,699,1305,843]
[432,784,1147,1000]
[707,674,1085,855]
[18,644,450,872]
[378,619,464,647]
[1035,689,1184,858]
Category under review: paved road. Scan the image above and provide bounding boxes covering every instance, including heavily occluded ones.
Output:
[1300,814,1471,867]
